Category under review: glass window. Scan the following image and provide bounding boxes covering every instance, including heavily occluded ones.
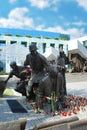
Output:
[43,43,46,53]
[10,41,17,44]
[50,43,55,47]
[59,44,63,49]
[83,40,87,48]
[31,42,37,45]
[0,40,6,46]
[21,42,27,47]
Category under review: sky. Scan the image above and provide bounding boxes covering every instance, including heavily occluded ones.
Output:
[0,0,87,39]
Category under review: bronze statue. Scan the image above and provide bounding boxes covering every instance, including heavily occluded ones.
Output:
[24,44,64,110]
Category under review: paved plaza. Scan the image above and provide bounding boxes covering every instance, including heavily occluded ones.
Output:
[0,72,87,130]
[66,72,87,98]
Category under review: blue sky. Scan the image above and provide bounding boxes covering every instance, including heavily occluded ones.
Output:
[0,0,87,39]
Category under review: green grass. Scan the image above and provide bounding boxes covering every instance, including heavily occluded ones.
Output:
[3,88,14,96]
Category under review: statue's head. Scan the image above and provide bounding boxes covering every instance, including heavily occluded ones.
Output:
[29,44,37,55]
[10,61,17,69]
[59,50,64,57]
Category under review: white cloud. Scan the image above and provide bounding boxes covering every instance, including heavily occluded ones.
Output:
[76,0,87,11]
[0,7,85,39]
[42,26,67,34]
[36,24,45,30]
[50,6,58,12]
[37,25,86,39]
[58,16,65,20]
[28,0,50,9]
[9,0,17,4]
[0,7,34,29]
[28,0,59,10]
[52,0,59,4]
[73,21,87,26]
[8,7,28,20]
[64,20,87,27]
[67,28,85,39]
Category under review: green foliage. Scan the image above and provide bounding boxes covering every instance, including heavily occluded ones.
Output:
[0,71,8,75]
[3,88,14,96]
[5,34,12,36]
[25,35,32,38]
[60,34,69,40]
[61,37,68,40]
[51,91,56,112]
[44,36,50,39]
[35,36,41,39]
[54,37,59,40]
[15,34,22,37]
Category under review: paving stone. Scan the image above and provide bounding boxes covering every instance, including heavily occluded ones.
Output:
[0,73,87,130]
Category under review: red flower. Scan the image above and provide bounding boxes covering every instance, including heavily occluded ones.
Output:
[43,96,47,100]
[73,110,77,114]
[51,112,55,116]
[61,111,67,116]
[67,111,72,116]
[45,111,48,115]
[77,107,80,111]
[79,97,83,102]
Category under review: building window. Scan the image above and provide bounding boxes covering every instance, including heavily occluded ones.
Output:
[59,44,63,50]
[10,41,17,44]
[0,61,3,71]
[50,43,55,47]
[43,43,46,53]
[31,42,37,45]
[21,42,27,47]
[0,40,6,46]
[83,40,87,48]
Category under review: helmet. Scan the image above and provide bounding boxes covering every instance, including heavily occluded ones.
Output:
[10,61,16,67]
[59,50,64,55]
[29,44,37,52]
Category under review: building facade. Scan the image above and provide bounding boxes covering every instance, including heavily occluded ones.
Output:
[67,36,87,72]
[0,28,70,72]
